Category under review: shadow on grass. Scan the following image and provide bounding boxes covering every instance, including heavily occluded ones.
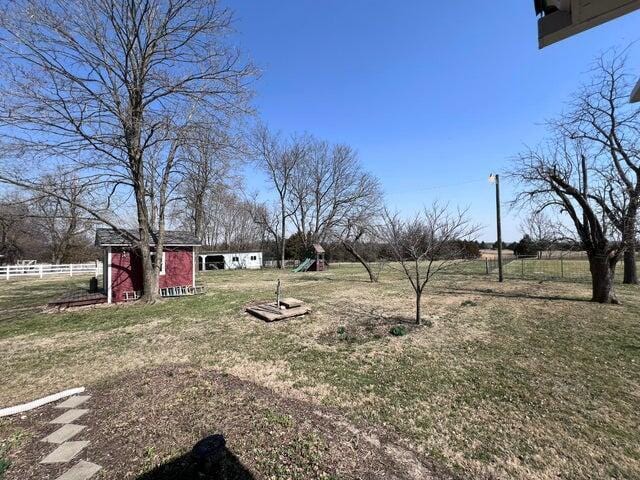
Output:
[136,446,254,480]
[440,286,592,303]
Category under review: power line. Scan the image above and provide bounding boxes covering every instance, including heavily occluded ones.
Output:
[385,178,486,196]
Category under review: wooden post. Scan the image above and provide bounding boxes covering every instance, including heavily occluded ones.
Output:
[40,265,43,279]
[485,258,489,275]
[521,258,524,278]
[69,264,73,277]
[561,257,564,278]
[276,279,281,309]
[6,266,9,280]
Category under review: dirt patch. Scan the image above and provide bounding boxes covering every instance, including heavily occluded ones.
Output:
[317,310,421,346]
[0,365,459,480]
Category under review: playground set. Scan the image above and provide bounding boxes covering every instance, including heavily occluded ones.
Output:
[293,244,326,272]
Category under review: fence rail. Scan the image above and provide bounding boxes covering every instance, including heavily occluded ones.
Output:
[0,262,101,280]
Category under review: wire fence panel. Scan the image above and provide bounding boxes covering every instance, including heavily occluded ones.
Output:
[444,255,638,283]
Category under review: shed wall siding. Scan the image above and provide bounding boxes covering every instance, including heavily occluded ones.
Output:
[109,246,194,303]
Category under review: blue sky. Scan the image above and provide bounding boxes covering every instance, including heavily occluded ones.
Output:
[230,1,640,241]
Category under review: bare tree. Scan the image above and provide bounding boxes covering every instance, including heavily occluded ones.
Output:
[380,204,479,325]
[0,192,34,264]
[511,139,622,303]
[0,0,255,301]
[288,139,382,249]
[519,210,578,258]
[179,125,242,240]
[251,126,308,269]
[556,49,640,284]
[30,174,94,264]
[336,217,385,282]
[331,179,385,282]
[247,200,281,260]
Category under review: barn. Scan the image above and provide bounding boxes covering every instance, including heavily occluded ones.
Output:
[198,251,262,271]
[95,228,201,303]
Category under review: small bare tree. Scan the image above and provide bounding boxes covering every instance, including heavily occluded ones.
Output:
[380,204,479,325]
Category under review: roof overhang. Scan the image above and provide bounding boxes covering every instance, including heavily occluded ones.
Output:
[631,79,640,103]
[537,0,640,49]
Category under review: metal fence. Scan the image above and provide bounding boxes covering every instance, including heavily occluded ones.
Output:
[460,255,638,283]
[0,262,102,280]
[262,259,301,269]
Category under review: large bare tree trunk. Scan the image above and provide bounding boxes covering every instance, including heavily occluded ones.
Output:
[623,248,637,285]
[622,209,637,285]
[134,173,160,302]
[589,255,619,304]
[415,290,422,326]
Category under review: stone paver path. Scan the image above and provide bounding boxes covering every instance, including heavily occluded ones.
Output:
[55,396,91,409]
[50,409,89,425]
[55,460,102,480]
[42,424,86,444]
[40,441,89,464]
[38,393,102,479]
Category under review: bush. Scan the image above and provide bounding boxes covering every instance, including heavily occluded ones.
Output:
[336,326,346,335]
[0,458,10,478]
[389,325,407,336]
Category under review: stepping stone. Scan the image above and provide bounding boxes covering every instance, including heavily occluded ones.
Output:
[50,409,89,425]
[279,297,303,308]
[40,441,89,464]
[42,424,86,444]
[56,395,91,409]
[55,460,102,480]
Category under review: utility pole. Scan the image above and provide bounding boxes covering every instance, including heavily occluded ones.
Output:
[490,174,504,282]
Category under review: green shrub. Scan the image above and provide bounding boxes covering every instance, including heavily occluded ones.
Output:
[336,326,346,335]
[389,325,406,336]
[0,458,10,478]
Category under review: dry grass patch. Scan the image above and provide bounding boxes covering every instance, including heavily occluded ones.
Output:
[0,265,639,479]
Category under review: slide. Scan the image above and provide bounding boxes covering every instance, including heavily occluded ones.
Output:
[293,258,314,273]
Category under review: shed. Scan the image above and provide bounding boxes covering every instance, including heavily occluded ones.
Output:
[95,228,201,303]
[198,251,262,271]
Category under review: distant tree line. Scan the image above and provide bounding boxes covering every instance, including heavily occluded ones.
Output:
[0,189,98,265]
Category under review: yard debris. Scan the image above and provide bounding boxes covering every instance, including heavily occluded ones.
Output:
[246,280,310,321]
[246,301,309,322]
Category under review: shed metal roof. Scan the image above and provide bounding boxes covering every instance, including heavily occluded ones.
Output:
[95,228,201,247]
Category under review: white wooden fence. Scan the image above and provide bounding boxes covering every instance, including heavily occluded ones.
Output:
[0,262,102,280]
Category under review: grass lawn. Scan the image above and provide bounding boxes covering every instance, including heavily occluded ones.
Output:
[1,265,639,479]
